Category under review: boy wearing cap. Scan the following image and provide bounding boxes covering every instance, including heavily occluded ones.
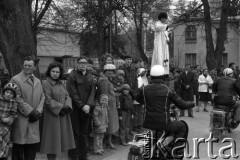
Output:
[0,83,18,160]
[118,84,134,146]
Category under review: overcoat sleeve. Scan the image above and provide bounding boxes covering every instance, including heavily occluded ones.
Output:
[10,78,33,117]
[8,100,18,124]
[42,80,64,116]
[66,72,83,109]
[64,85,72,109]
[86,77,96,107]
[36,82,45,113]
[169,90,195,110]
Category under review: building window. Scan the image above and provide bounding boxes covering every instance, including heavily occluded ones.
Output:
[222,53,228,67]
[185,25,197,44]
[185,53,196,66]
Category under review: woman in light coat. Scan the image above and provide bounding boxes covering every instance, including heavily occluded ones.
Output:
[97,64,119,149]
[197,69,213,112]
[40,62,75,160]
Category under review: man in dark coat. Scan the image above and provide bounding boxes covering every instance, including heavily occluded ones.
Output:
[179,64,195,117]
[135,65,194,160]
[66,56,95,160]
[213,68,240,125]
[119,55,138,132]
[119,55,138,95]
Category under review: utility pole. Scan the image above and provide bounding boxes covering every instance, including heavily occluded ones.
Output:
[108,0,112,54]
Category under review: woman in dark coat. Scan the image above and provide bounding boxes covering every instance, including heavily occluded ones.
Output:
[40,62,75,160]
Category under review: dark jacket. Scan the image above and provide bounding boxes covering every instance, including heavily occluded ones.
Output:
[119,64,138,95]
[119,93,133,116]
[212,76,240,107]
[179,71,195,101]
[66,70,95,111]
[135,78,194,131]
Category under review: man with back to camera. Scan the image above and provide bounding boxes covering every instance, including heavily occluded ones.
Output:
[10,56,45,160]
[213,68,240,127]
[135,65,194,159]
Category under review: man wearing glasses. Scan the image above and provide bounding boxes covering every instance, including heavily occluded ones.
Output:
[67,56,95,160]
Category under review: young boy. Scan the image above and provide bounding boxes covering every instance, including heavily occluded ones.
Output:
[0,83,18,160]
[119,84,134,146]
[92,94,109,155]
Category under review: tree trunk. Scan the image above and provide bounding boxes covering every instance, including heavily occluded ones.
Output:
[96,0,105,58]
[136,27,148,62]
[0,0,37,77]
[202,0,230,70]
[215,0,230,68]
[202,0,217,70]
[133,1,148,63]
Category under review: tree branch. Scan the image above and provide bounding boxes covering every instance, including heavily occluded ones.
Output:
[33,0,52,29]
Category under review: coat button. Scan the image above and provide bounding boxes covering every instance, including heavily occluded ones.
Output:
[61,98,64,101]
[60,89,63,92]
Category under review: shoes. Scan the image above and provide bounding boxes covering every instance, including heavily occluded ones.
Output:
[203,109,208,112]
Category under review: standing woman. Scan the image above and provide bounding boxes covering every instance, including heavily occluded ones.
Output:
[151,12,170,74]
[97,64,119,149]
[99,53,114,73]
[197,69,213,112]
[40,62,75,160]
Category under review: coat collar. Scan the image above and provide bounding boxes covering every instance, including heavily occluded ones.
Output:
[20,71,39,87]
[151,78,165,84]
[100,72,109,80]
[46,77,62,85]
[20,71,33,82]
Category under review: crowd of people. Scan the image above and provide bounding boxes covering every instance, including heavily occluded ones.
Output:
[0,53,240,160]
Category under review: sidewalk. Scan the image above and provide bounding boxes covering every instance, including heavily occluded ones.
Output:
[34,144,130,160]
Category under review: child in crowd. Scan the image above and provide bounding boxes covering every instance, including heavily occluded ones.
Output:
[119,84,134,146]
[92,94,109,155]
[0,83,18,160]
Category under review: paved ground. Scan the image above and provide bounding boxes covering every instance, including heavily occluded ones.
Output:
[9,104,240,160]
[182,105,240,160]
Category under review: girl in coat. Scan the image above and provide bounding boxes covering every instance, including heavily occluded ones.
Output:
[0,83,18,160]
[92,94,108,155]
[40,62,75,160]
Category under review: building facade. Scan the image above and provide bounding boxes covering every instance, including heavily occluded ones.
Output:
[173,19,240,69]
[37,28,80,76]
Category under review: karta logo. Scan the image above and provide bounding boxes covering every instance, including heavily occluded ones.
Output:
[131,132,239,159]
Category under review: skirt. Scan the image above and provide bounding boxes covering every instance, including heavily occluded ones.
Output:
[199,92,210,101]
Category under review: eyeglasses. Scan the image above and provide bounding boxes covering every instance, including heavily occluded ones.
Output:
[78,62,87,65]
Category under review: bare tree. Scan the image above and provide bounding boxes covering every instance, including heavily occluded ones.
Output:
[124,0,171,63]
[0,0,52,76]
